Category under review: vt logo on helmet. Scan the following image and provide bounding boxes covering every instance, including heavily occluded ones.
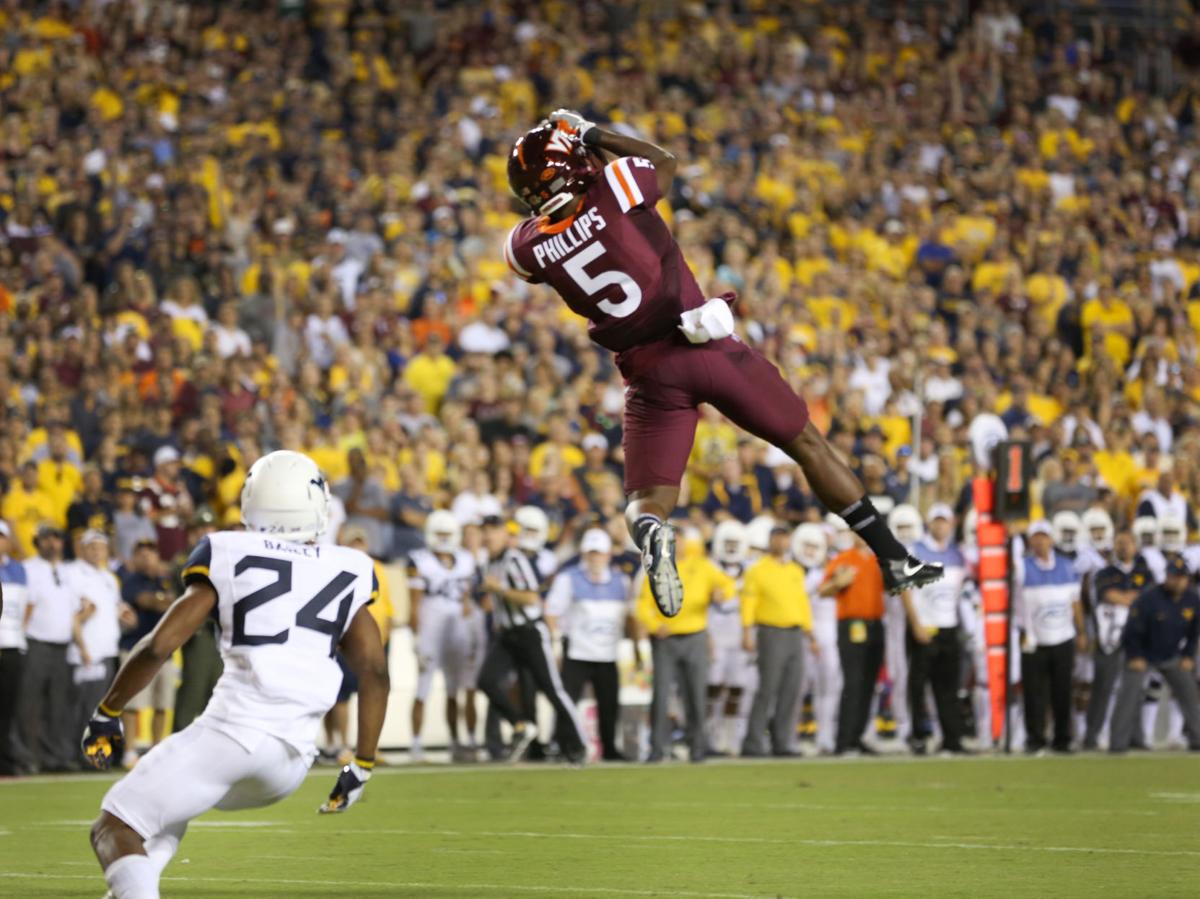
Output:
[508,121,603,215]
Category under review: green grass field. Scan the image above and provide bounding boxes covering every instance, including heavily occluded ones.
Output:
[2,755,1198,898]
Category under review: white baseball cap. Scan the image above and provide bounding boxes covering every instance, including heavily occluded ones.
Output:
[153,446,181,468]
[81,528,110,546]
[1027,520,1053,538]
[580,528,613,555]
[581,433,608,452]
[926,503,953,523]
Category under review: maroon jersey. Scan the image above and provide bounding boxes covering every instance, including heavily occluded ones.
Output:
[504,156,706,353]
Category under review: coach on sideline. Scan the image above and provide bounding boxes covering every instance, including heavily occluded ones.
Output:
[1108,556,1200,753]
[637,530,734,762]
[740,525,814,757]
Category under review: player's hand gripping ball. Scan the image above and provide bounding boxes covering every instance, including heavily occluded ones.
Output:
[548,108,594,139]
[81,707,125,770]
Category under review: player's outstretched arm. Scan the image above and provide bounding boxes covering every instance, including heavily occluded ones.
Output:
[81,582,217,769]
[320,606,389,814]
[548,109,676,196]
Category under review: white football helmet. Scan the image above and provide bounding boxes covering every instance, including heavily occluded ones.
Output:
[791,523,828,569]
[425,509,462,554]
[1081,508,1115,553]
[745,514,776,554]
[1132,516,1160,549]
[240,450,330,544]
[1051,510,1083,553]
[1159,515,1187,553]
[825,512,854,552]
[711,520,750,565]
[514,505,549,552]
[887,504,924,546]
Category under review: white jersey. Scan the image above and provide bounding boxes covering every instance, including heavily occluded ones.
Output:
[0,558,29,650]
[182,530,377,756]
[708,561,745,649]
[407,547,478,605]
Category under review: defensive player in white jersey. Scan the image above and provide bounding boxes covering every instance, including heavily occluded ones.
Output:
[81,451,388,899]
[705,520,753,756]
[793,522,836,754]
[407,510,482,761]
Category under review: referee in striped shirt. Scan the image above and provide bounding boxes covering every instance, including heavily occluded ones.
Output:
[477,516,587,763]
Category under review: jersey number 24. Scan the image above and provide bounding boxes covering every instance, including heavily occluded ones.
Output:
[232,556,357,657]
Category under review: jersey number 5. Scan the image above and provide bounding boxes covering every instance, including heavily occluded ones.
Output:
[562,242,642,318]
[232,556,357,657]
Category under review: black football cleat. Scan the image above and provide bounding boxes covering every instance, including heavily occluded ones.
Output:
[882,554,944,593]
[642,521,683,617]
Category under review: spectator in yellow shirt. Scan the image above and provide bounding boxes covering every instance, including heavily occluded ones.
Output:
[740,526,815,757]
[637,531,734,762]
[2,462,57,557]
[402,332,457,413]
[529,413,585,479]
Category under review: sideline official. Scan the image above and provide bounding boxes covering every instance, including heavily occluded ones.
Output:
[740,526,814,757]
[1016,521,1086,753]
[545,528,634,761]
[903,504,968,754]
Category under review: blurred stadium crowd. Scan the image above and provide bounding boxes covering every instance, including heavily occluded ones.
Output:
[2,0,1200,768]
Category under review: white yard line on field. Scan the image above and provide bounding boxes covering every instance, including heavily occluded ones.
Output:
[0,871,780,899]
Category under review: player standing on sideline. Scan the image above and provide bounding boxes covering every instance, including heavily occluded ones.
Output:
[705,520,754,756]
[81,452,389,899]
[504,113,942,618]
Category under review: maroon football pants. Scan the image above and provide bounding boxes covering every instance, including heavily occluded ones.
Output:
[617,337,809,493]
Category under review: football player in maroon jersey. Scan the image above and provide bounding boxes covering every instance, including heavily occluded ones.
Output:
[504,110,942,617]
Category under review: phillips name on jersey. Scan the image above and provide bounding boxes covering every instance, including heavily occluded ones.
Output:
[504,156,706,353]
[181,530,378,756]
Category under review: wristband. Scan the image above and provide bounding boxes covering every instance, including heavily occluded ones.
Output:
[98,702,123,718]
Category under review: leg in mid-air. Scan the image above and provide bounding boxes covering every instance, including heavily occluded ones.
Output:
[625,484,685,618]
[781,423,942,592]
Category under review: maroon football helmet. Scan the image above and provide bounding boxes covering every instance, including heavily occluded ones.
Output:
[507,121,602,215]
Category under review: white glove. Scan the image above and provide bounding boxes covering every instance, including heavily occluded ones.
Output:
[319,759,373,813]
[679,296,736,344]
[548,108,595,139]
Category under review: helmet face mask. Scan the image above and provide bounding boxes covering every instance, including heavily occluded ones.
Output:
[424,510,462,555]
[514,505,549,552]
[791,523,828,569]
[1132,516,1160,549]
[1159,516,1186,553]
[887,504,923,546]
[1052,511,1083,553]
[1081,508,1114,552]
[711,520,749,565]
[240,450,330,544]
[508,121,602,215]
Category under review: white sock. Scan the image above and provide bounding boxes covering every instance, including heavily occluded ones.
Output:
[410,736,423,752]
[105,854,159,899]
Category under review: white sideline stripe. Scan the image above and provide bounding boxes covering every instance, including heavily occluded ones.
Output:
[1,750,1192,786]
[0,872,771,899]
[342,828,1200,858]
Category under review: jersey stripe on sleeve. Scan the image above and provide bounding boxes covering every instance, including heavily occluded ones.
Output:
[604,158,645,213]
[504,225,534,281]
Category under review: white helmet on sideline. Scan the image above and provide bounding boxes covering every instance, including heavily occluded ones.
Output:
[1081,507,1115,553]
[711,520,750,565]
[240,450,330,544]
[792,523,828,569]
[425,509,462,554]
[514,505,550,552]
[1132,516,1159,549]
[745,514,776,554]
[1051,510,1083,553]
[825,512,853,552]
[1159,515,1187,553]
[888,504,923,546]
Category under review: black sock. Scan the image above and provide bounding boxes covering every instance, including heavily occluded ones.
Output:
[839,497,906,560]
[632,514,662,551]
